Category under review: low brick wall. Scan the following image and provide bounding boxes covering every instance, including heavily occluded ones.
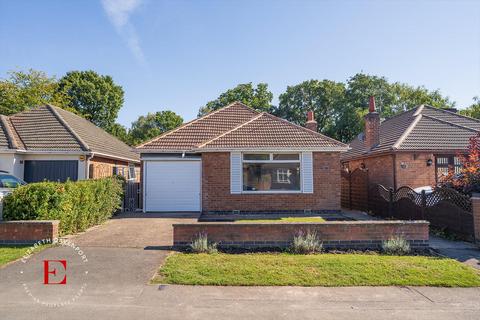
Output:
[0,220,59,244]
[173,221,429,250]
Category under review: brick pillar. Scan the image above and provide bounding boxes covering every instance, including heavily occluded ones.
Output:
[472,193,480,244]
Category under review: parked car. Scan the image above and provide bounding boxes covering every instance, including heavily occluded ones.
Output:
[0,171,26,197]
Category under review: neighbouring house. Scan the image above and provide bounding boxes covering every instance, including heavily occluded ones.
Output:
[136,102,348,213]
[0,105,140,183]
[341,97,480,190]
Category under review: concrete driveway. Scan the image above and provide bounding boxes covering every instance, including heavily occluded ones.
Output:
[71,212,199,249]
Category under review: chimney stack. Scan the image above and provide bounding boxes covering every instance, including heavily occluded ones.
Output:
[364,96,380,150]
[305,110,317,132]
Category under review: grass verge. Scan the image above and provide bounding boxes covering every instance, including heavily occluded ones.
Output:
[235,217,325,223]
[154,253,480,287]
[0,245,48,267]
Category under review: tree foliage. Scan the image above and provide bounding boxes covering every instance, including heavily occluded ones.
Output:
[57,70,124,130]
[130,110,183,145]
[438,132,480,195]
[460,97,480,119]
[108,123,131,145]
[0,69,69,115]
[273,80,346,138]
[272,73,455,142]
[198,83,273,116]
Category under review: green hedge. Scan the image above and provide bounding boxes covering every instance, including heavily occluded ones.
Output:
[3,177,123,235]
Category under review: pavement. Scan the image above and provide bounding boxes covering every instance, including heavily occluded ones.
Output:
[0,212,480,319]
[430,235,480,269]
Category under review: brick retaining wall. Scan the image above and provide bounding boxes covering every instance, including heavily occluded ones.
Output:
[173,221,429,250]
[0,220,59,244]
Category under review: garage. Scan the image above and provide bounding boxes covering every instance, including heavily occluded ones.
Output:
[24,160,79,183]
[144,160,201,212]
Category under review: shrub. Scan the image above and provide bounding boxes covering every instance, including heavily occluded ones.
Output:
[382,236,411,255]
[291,230,323,254]
[189,233,217,254]
[3,177,123,235]
[438,132,480,195]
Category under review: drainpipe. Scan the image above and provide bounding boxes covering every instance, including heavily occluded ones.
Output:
[392,153,397,190]
[85,153,94,180]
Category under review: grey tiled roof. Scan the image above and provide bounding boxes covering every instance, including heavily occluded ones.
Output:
[1,105,139,162]
[137,102,348,152]
[342,105,480,161]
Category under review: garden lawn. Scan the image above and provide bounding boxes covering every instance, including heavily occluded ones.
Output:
[235,217,325,223]
[0,245,47,267]
[155,253,480,287]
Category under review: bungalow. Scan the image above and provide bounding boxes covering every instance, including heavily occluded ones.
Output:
[0,105,140,182]
[136,102,348,213]
[341,97,480,190]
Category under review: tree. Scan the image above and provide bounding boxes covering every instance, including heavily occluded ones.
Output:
[130,110,183,145]
[57,70,124,130]
[272,80,346,139]
[275,73,456,143]
[460,97,480,119]
[198,83,273,116]
[439,132,480,195]
[391,83,455,113]
[108,123,131,145]
[0,69,69,115]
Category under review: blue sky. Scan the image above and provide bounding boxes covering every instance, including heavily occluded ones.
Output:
[1,0,479,127]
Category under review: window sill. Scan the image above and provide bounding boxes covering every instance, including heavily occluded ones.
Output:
[239,190,303,194]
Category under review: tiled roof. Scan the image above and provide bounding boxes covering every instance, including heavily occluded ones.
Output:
[137,102,347,152]
[0,117,10,150]
[1,105,139,162]
[342,105,480,161]
[54,106,139,162]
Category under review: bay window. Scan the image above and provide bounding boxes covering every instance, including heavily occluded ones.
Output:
[242,153,301,192]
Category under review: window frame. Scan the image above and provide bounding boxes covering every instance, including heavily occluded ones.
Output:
[241,152,302,194]
[435,154,463,182]
[128,164,136,181]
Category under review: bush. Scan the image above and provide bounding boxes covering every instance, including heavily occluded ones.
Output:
[189,233,217,254]
[291,230,323,254]
[3,177,123,235]
[382,236,411,255]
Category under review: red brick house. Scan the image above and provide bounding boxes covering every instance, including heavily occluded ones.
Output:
[341,97,480,190]
[0,105,140,182]
[136,102,348,213]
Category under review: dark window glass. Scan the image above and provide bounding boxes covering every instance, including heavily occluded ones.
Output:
[243,154,269,161]
[272,154,300,161]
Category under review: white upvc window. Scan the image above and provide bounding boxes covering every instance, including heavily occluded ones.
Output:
[242,153,301,192]
[128,164,136,180]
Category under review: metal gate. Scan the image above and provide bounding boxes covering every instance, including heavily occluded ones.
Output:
[123,181,141,212]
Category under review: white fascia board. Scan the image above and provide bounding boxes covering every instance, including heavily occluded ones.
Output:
[91,152,140,164]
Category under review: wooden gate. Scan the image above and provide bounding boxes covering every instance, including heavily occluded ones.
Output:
[123,181,141,212]
[341,168,369,211]
[373,184,474,240]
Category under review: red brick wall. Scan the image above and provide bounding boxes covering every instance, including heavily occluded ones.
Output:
[202,152,341,212]
[89,156,140,181]
[346,154,395,188]
[173,220,429,249]
[0,221,59,244]
[395,153,435,188]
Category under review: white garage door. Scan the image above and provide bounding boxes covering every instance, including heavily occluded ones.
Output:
[144,160,201,212]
